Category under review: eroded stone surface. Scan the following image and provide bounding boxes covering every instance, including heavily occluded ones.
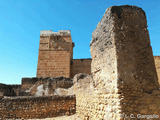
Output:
[0,96,76,119]
[21,77,73,96]
[75,5,160,120]
[154,56,160,84]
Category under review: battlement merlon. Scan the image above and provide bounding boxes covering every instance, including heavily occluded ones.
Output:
[40,30,71,37]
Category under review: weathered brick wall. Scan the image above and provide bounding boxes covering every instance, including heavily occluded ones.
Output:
[0,95,76,119]
[154,56,160,84]
[37,30,74,78]
[75,5,160,120]
[37,51,71,78]
[71,59,91,78]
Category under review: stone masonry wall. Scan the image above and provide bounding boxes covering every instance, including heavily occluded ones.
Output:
[154,56,160,84]
[37,30,74,78]
[0,95,76,119]
[21,77,73,96]
[21,78,38,91]
[71,59,91,78]
[73,73,96,120]
[0,84,21,97]
[37,51,71,77]
[75,5,160,120]
[112,5,160,119]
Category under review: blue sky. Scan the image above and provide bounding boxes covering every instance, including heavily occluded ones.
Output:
[0,0,159,84]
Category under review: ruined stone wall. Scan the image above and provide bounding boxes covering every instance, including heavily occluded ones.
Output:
[75,5,160,120]
[0,95,76,119]
[73,73,95,120]
[154,56,160,84]
[9,85,21,96]
[0,84,21,97]
[37,30,74,78]
[73,57,160,82]
[21,78,38,91]
[111,5,160,119]
[71,59,91,78]
[21,77,73,96]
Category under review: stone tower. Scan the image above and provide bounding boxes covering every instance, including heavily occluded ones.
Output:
[37,30,74,78]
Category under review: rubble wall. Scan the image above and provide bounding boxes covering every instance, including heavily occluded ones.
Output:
[21,77,73,96]
[0,84,21,97]
[0,95,76,119]
[154,56,160,84]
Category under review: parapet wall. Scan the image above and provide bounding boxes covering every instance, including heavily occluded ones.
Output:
[71,59,91,78]
[0,95,76,119]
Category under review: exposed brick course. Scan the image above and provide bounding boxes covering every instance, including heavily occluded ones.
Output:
[71,59,91,78]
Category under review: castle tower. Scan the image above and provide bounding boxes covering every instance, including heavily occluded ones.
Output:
[37,30,74,78]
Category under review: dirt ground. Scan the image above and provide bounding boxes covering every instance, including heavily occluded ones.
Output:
[30,115,81,120]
